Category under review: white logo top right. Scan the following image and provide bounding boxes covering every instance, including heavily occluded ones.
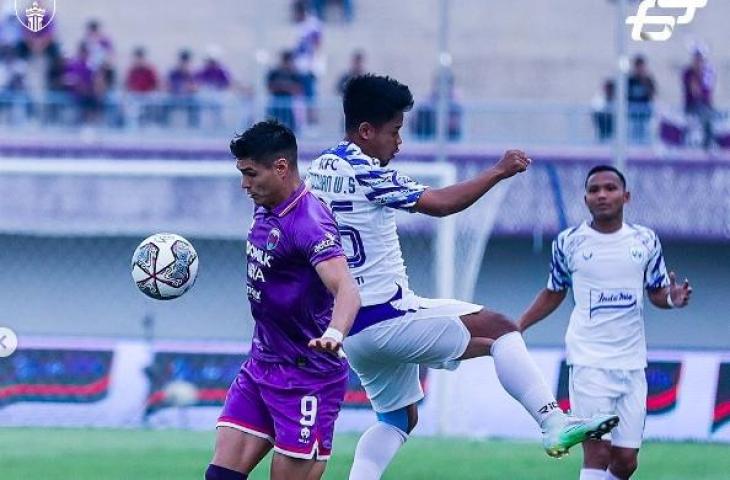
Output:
[626,0,708,41]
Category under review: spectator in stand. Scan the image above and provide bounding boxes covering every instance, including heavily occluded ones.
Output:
[0,45,25,92]
[627,55,655,144]
[166,49,199,127]
[80,19,114,71]
[125,47,158,93]
[292,0,322,126]
[683,47,716,149]
[336,49,365,95]
[266,50,303,132]
[0,9,22,52]
[195,45,231,91]
[412,72,463,141]
[196,45,232,127]
[124,47,160,126]
[592,79,615,143]
[64,42,97,123]
[311,0,354,23]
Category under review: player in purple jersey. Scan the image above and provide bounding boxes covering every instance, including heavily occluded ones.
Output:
[205,120,361,480]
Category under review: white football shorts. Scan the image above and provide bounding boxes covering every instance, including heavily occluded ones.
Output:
[569,365,647,448]
[343,296,481,413]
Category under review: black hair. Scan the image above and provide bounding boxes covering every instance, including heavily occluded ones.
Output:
[230,120,298,169]
[343,74,414,132]
[585,165,627,189]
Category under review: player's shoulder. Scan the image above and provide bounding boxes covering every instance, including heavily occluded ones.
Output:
[314,142,375,170]
[554,222,590,253]
[625,222,660,247]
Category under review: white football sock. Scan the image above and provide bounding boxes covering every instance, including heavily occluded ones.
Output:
[580,468,607,480]
[490,331,562,427]
[348,422,408,480]
[605,470,624,480]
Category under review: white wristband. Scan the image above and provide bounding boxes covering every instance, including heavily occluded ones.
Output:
[666,292,676,309]
[322,327,344,343]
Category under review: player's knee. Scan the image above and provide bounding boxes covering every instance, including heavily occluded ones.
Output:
[463,310,517,339]
[205,464,248,480]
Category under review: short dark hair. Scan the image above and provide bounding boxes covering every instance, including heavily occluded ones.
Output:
[343,74,414,131]
[585,165,627,189]
[230,120,298,168]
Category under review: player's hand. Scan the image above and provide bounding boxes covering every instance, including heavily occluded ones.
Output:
[668,271,692,308]
[308,336,343,356]
[494,149,531,179]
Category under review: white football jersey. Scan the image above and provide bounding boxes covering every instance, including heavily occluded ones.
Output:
[548,221,669,369]
[307,142,427,308]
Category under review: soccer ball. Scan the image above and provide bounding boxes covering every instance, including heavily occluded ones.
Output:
[131,233,199,300]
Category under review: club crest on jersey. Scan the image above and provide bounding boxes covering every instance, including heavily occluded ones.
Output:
[266,228,281,251]
[582,250,594,261]
[630,245,645,263]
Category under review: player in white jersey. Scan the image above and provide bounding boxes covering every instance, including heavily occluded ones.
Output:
[308,74,618,480]
[518,165,692,480]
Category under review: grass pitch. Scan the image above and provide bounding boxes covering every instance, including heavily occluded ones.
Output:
[0,428,728,479]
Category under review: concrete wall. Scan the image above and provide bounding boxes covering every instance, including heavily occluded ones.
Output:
[51,1,730,104]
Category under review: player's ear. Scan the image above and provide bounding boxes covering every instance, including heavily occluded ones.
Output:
[273,157,288,176]
[624,190,631,204]
[358,121,373,140]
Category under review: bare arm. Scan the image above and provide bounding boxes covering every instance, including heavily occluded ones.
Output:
[308,256,361,354]
[648,271,692,309]
[518,288,568,333]
[414,149,531,217]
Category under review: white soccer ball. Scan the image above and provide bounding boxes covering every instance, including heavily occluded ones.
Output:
[131,233,199,300]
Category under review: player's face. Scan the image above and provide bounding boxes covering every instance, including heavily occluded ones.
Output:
[584,171,629,222]
[237,157,287,208]
[364,112,404,166]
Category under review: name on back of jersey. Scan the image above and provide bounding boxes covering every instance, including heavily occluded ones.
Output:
[309,171,356,194]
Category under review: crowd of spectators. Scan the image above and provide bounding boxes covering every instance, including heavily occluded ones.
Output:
[0,2,724,150]
[592,46,721,150]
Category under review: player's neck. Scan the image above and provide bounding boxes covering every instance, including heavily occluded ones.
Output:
[344,135,372,157]
[589,217,623,234]
[269,177,303,209]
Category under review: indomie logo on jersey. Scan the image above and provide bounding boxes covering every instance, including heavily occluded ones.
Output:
[589,289,637,317]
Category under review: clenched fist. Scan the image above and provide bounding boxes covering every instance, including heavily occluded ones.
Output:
[495,149,531,179]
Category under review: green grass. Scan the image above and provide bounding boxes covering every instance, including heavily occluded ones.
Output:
[0,429,728,479]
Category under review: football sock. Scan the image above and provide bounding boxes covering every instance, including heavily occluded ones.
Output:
[580,468,607,480]
[348,422,408,480]
[490,331,562,427]
[605,470,624,480]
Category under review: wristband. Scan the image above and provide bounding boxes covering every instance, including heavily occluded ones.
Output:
[322,327,344,343]
[666,292,676,309]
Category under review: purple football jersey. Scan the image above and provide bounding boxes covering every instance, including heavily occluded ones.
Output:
[246,183,347,373]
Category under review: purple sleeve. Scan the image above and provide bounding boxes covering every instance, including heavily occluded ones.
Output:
[294,203,345,267]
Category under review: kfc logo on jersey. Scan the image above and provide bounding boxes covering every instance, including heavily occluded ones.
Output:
[626,0,708,42]
[590,289,637,317]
